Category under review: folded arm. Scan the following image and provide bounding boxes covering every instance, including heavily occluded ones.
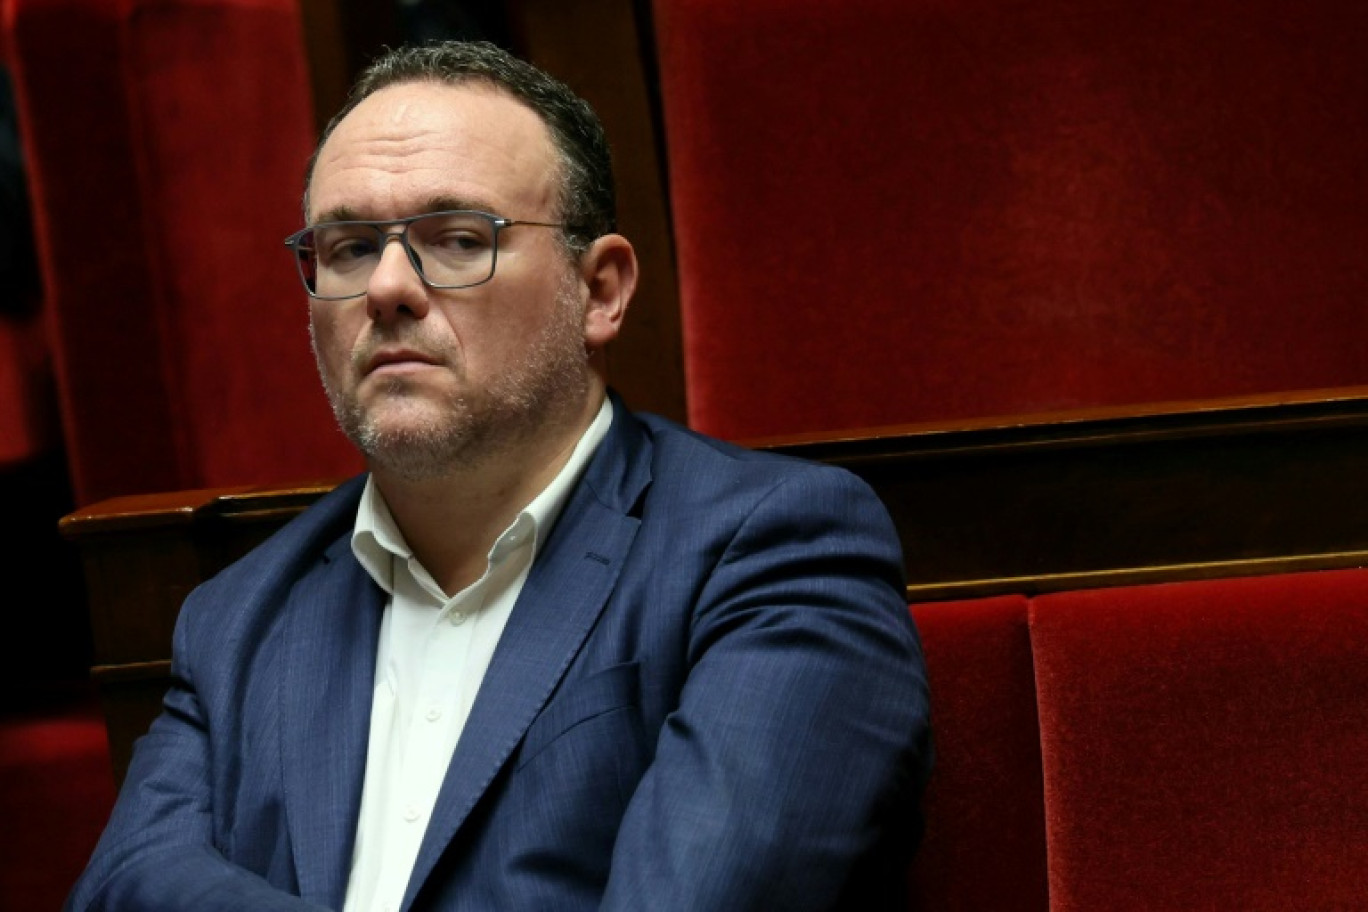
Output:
[65,609,329,912]
[601,466,932,910]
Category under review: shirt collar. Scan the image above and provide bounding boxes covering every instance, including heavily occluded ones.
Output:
[351,396,615,595]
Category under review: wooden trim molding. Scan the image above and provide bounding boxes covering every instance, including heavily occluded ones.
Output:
[756,385,1368,600]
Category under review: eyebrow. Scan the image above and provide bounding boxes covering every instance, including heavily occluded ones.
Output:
[311,196,499,226]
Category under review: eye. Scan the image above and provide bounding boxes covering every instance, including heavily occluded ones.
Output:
[325,235,380,263]
[427,224,493,255]
[310,224,381,266]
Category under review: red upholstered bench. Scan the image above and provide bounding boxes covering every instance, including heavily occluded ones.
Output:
[911,568,1368,910]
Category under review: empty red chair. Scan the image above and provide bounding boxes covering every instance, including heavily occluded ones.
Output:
[4,0,360,505]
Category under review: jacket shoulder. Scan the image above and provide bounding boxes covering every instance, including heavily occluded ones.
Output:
[182,474,366,616]
[633,409,880,502]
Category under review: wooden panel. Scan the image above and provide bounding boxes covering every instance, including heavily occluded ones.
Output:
[757,386,1368,599]
[64,482,336,782]
[296,0,350,134]
[507,0,687,423]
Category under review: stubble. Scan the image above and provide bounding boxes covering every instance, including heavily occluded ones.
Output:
[311,273,591,481]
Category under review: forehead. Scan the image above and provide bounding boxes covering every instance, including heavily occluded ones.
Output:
[309,80,559,221]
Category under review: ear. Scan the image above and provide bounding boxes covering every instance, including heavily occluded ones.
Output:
[578,234,638,350]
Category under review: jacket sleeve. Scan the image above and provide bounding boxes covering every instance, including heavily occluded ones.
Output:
[64,596,330,912]
[599,465,932,910]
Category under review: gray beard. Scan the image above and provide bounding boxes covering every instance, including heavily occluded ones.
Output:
[312,280,591,482]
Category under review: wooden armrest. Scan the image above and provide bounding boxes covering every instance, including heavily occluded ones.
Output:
[60,480,341,783]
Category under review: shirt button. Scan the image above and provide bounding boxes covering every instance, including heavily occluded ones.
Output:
[449,611,467,626]
[426,705,443,722]
[403,804,421,823]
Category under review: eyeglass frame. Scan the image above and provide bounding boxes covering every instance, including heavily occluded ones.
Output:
[283,209,580,301]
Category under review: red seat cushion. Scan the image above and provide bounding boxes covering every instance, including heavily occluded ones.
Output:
[1032,568,1368,911]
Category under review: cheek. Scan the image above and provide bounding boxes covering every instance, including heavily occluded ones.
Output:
[447,297,543,366]
[483,312,557,371]
[308,308,354,378]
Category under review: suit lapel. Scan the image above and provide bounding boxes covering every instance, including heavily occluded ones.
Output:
[402,400,651,907]
[280,538,385,908]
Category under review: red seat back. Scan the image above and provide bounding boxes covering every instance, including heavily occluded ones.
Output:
[4,0,359,504]
[653,0,1368,439]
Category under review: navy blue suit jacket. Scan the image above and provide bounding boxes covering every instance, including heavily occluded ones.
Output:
[68,403,931,911]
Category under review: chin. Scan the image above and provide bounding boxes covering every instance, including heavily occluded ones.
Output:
[358,422,475,480]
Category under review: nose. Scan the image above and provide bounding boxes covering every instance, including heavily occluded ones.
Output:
[365,233,431,323]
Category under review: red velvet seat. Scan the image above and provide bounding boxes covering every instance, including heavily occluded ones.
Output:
[1032,568,1368,910]
[653,0,1368,440]
[4,0,360,506]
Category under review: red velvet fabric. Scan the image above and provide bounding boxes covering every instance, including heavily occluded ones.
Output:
[5,0,360,504]
[0,308,57,466]
[653,0,1368,439]
[1032,568,1368,911]
[908,596,1048,912]
[0,19,53,468]
[0,698,114,910]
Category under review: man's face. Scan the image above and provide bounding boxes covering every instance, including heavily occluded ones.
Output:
[306,81,592,479]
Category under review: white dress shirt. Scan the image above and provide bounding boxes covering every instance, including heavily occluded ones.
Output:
[342,397,613,912]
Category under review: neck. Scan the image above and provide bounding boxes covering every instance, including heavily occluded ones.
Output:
[371,386,605,595]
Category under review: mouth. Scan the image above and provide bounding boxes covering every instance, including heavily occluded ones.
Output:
[363,348,442,376]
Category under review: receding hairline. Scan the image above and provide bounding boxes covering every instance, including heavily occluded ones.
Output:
[303,75,564,224]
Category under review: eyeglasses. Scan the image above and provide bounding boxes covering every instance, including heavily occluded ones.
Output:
[283,209,573,300]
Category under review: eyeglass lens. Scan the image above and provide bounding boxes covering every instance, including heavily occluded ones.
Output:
[297,212,499,297]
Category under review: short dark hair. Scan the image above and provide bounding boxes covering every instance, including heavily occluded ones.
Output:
[304,41,615,256]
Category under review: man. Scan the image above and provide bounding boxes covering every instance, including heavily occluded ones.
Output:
[67,41,930,911]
